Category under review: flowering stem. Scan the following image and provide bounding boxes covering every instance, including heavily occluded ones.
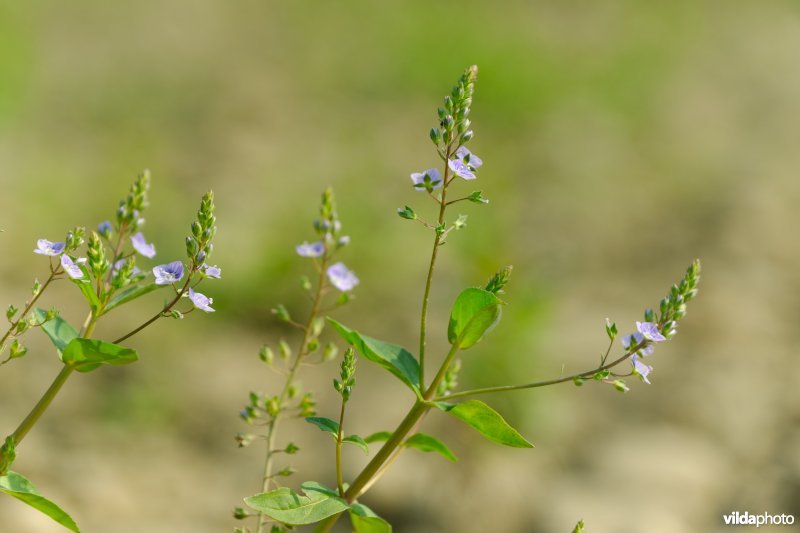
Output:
[256,255,329,533]
[418,143,454,390]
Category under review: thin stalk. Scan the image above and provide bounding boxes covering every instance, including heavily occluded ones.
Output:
[418,143,453,390]
[255,256,329,533]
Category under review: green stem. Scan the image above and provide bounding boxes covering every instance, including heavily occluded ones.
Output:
[418,143,453,390]
[0,313,99,467]
[9,365,74,445]
[255,255,329,533]
[335,400,346,497]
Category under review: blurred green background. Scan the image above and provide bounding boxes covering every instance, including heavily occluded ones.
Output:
[2,1,799,531]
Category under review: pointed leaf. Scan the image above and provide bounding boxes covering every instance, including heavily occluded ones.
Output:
[442,400,533,448]
[61,338,138,373]
[364,431,392,444]
[305,417,339,436]
[244,483,349,525]
[0,471,80,532]
[404,433,458,462]
[328,319,420,394]
[350,503,392,532]
[343,435,369,454]
[34,309,78,354]
[447,288,503,349]
[103,283,163,314]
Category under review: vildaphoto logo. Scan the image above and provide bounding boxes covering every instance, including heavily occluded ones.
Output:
[723,511,795,527]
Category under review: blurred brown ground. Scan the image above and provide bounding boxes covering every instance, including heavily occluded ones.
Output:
[1,1,799,531]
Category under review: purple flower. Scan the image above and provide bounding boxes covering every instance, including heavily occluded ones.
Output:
[410,168,442,191]
[327,262,359,292]
[113,259,142,276]
[131,232,156,258]
[34,239,66,256]
[448,159,476,180]
[188,288,214,312]
[296,241,325,258]
[152,261,184,285]
[636,321,666,342]
[631,354,653,384]
[455,146,483,169]
[60,255,84,279]
[97,221,112,237]
[621,332,654,356]
[202,264,222,279]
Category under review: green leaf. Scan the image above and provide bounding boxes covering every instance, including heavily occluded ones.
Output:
[328,319,420,395]
[34,309,78,354]
[442,400,533,448]
[61,338,138,373]
[343,435,369,454]
[103,283,163,314]
[350,503,392,532]
[447,288,503,349]
[573,519,586,533]
[364,431,392,444]
[244,482,349,526]
[404,433,458,462]
[305,417,339,436]
[0,471,80,532]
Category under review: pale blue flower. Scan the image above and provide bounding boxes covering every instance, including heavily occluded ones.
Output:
[631,354,653,384]
[296,241,325,258]
[448,159,476,180]
[97,221,112,238]
[338,235,350,247]
[410,168,442,191]
[34,239,66,256]
[152,261,184,285]
[60,255,84,279]
[327,262,359,292]
[131,232,156,258]
[202,264,221,279]
[188,288,214,312]
[455,146,483,169]
[637,321,666,342]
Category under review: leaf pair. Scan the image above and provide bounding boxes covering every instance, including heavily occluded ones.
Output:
[244,482,392,531]
[35,308,138,372]
[306,417,369,453]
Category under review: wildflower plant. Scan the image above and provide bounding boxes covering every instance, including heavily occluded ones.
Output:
[237,66,702,532]
[0,171,221,532]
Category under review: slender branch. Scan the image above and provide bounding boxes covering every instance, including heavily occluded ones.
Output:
[0,270,58,349]
[112,268,195,344]
[433,341,646,402]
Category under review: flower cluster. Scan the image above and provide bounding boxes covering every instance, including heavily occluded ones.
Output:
[295,188,359,293]
[615,260,702,387]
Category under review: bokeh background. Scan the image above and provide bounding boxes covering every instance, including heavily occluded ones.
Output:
[1,1,799,531]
